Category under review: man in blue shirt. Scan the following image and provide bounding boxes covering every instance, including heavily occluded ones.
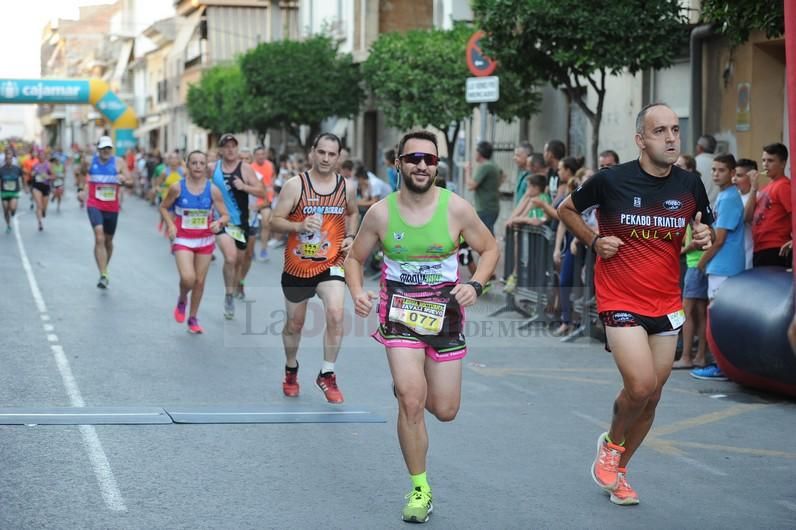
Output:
[693,153,745,381]
[385,149,400,191]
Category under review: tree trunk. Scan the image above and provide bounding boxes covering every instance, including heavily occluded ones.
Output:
[567,72,606,168]
[444,121,460,188]
[287,125,304,154]
[590,111,601,170]
[589,70,607,168]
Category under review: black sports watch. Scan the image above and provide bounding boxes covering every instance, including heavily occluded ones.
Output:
[466,280,484,297]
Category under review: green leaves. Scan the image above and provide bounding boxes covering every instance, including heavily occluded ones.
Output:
[188,36,363,151]
[472,0,689,85]
[701,0,784,47]
[240,36,363,150]
[363,27,469,133]
[186,64,251,136]
[362,24,541,137]
[472,0,689,164]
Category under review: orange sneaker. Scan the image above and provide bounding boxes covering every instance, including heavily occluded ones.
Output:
[610,468,639,505]
[315,372,344,403]
[283,367,299,397]
[591,432,624,491]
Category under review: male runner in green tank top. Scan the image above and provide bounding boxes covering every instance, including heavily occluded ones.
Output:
[345,130,498,523]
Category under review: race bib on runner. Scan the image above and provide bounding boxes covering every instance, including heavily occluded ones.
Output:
[2,180,17,191]
[95,185,117,201]
[225,224,246,242]
[388,294,446,336]
[329,266,344,277]
[667,309,686,329]
[34,173,48,183]
[181,209,209,230]
[53,178,64,188]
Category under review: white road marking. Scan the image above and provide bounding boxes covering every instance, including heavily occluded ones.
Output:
[43,324,54,332]
[14,218,127,512]
[499,380,538,397]
[671,454,727,477]
[78,425,127,512]
[50,345,85,407]
[571,410,607,429]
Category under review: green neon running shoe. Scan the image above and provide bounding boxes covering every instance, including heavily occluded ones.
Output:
[402,487,433,523]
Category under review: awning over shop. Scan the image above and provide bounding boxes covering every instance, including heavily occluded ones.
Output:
[168,8,204,63]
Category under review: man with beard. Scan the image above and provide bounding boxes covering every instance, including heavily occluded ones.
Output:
[270,132,359,403]
[344,130,498,523]
[558,103,714,506]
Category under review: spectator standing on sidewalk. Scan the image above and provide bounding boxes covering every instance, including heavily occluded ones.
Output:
[672,154,709,370]
[463,141,501,290]
[691,154,746,381]
[695,134,719,205]
[734,158,758,269]
[513,141,534,207]
[465,141,501,234]
[598,150,620,169]
[544,140,566,198]
[749,143,792,268]
[385,149,400,191]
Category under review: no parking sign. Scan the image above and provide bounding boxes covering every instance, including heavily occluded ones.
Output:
[466,30,497,77]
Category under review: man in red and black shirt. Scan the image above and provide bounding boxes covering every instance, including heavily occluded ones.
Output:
[559,103,714,506]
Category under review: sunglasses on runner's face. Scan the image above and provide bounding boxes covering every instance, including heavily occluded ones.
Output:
[399,152,439,166]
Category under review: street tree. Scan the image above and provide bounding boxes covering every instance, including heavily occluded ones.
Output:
[362,24,541,167]
[187,64,278,145]
[473,0,689,165]
[240,36,363,154]
[187,64,248,137]
[700,0,784,47]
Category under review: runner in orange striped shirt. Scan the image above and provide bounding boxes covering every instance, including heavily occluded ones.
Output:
[270,132,359,403]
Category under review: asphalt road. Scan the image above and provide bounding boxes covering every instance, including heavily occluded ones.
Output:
[1,190,794,529]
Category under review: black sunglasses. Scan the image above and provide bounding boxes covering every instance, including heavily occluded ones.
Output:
[399,152,439,166]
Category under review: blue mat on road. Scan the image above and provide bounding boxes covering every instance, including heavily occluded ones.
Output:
[165,405,386,424]
[0,407,172,425]
[0,406,386,425]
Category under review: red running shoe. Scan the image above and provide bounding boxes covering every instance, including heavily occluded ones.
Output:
[283,367,300,397]
[315,372,344,403]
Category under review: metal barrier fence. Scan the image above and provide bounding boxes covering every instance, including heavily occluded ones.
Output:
[491,224,598,341]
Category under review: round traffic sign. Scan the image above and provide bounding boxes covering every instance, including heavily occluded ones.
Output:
[466,30,497,77]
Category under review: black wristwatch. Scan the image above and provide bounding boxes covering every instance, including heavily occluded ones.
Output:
[590,234,603,252]
[466,280,484,297]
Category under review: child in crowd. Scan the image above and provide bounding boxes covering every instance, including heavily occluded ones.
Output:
[504,173,550,294]
[691,154,746,381]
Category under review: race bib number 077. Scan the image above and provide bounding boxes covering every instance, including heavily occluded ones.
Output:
[388,294,446,336]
